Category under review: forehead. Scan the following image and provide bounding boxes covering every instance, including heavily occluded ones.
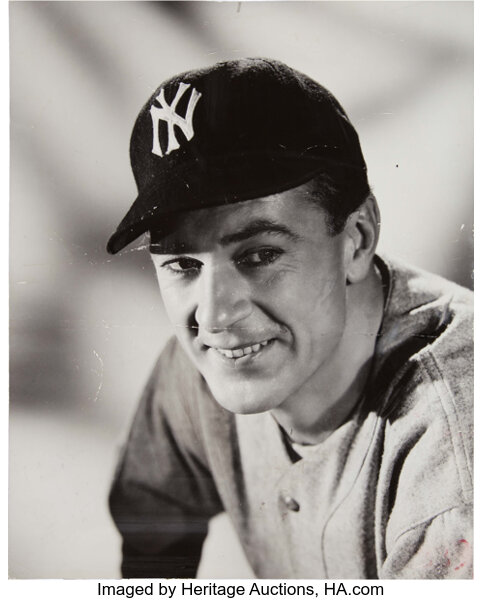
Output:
[150,184,328,251]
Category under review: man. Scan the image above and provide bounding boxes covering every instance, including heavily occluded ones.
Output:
[107,59,473,579]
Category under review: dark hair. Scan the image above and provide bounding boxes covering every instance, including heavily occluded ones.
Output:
[306,168,373,235]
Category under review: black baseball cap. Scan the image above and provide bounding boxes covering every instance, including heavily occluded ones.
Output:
[106,58,369,254]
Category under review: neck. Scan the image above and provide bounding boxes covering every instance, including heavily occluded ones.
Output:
[271,263,384,445]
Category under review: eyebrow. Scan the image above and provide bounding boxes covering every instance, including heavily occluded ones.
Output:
[150,218,300,255]
[219,219,301,246]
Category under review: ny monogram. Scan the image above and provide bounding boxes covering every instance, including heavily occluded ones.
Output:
[150,82,202,158]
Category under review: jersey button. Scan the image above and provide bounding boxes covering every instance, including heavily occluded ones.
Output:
[282,495,300,512]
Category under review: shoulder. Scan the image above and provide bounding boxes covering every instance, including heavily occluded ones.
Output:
[370,257,473,546]
[379,254,473,334]
[373,254,473,407]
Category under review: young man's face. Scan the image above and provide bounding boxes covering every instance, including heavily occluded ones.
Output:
[151,186,350,415]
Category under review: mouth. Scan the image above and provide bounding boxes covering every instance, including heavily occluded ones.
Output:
[211,339,273,359]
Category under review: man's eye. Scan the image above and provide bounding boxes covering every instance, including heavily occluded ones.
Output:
[237,248,283,267]
[163,257,202,274]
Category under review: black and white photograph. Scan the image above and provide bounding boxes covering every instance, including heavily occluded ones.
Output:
[9,0,474,584]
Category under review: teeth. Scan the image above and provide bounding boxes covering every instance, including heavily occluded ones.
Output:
[215,340,271,359]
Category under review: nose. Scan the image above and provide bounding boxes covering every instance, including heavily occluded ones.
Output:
[194,263,252,333]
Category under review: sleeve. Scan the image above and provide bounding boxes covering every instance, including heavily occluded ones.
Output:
[108,340,224,578]
[380,504,473,579]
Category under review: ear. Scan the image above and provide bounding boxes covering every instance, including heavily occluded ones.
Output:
[343,195,380,284]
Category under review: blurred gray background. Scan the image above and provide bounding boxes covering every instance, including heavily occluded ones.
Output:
[9,0,473,579]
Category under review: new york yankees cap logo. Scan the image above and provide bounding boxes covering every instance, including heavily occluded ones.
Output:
[150,82,202,157]
[107,58,369,255]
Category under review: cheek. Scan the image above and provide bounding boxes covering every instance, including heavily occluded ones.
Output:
[307,249,347,309]
[157,280,191,329]
[312,273,347,318]
[265,259,345,313]
[313,270,348,335]
[282,264,347,350]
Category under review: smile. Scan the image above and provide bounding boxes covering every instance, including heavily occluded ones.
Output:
[213,340,271,359]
